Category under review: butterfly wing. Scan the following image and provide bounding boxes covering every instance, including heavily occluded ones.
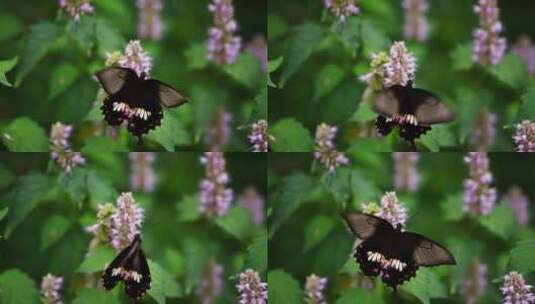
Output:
[147,79,189,108]
[96,67,137,95]
[342,212,395,240]
[124,248,151,300]
[102,242,137,290]
[401,232,456,267]
[409,88,454,125]
[372,88,401,118]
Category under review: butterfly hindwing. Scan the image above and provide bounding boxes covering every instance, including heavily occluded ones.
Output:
[102,238,138,290]
[147,79,189,108]
[401,232,456,267]
[96,67,137,95]
[124,248,151,300]
[408,88,454,125]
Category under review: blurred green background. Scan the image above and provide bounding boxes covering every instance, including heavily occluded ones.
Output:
[268,0,535,151]
[268,152,535,303]
[0,0,267,151]
[0,152,267,303]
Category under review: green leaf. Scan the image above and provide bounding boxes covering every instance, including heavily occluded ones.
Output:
[244,232,267,273]
[268,270,303,304]
[518,86,535,121]
[184,42,209,70]
[313,64,345,101]
[0,269,40,304]
[270,118,313,152]
[3,173,52,238]
[361,19,390,57]
[279,22,325,87]
[0,57,18,87]
[418,125,456,152]
[0,13,23,42]
[86,170,118,206]
[268,56,283,87]
[15,21,61,86]
[489,54,527,90]
[77,246,116,273]
[58,168,88,203]
[440,193,464,221]
[0,207,8,222]
[146,109,191,151]
[72,288,119,304]
[67,17,96,50]
[401,268,447,304]
[148,259,183,303]
[336,288,385,304]
[450,43,474,71]
[2,117,49,152]
[303,215,336,252]
[176,195,201,222]
[331,17,361,52]
[509,238,535,274]
[95,19,125,56]
[223,53,262,88]
[41,215,71,251]
[479,204,516,239]
[215,206,253,241]
[349,102,377,122]
[49,64,80,99]
[251,87,267,121]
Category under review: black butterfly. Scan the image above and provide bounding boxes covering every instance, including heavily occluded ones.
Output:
[372,82,454,146]
[96,67,189,145]
[102,234,151,300]
[342,212,456,290]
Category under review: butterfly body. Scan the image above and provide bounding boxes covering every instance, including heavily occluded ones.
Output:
[96,67,188,145]
[343,213,455,290]
[102,234,151,300]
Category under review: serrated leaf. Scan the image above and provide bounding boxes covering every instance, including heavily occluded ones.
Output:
[268,56,283,87]
[509,238,535,274]
[72,288,120,304]
[313,64,345,101]
[215,206,253,241]
[401,268,447,304]
[95,19,124,56]
[67,17,96,50]
[270,118,313,152]
[77,246,116,273]
[184,42,209,70]
[361,19,390,57]
[0,56,18,87]
[15,21,61,86]
[49,64,80,99]
[58,168,88,203]
[418,125,456,152]
[303,215,336,252]
[251,87,267,121]
[332,16,361,52]
[86,170,118,207]
[244,232,267,272]
[2,117,48,152]
[223,53,262,88]
[268,270,303,304]
[450,43,473,71]
[0,207,8,222]
[279,22,325,87]
[41,215,71,251]
[0,13,23,42]
[176,195,201,222]
[440,193,464,221]
[349,102,377,122]
[479,204,516,239]
[3,173,52,237]
[148,259,183,303]
[489,54,527,90]
[0,269,40,304]
[146,110,191,151]
[518,86,535,121]
[336,288,385,304]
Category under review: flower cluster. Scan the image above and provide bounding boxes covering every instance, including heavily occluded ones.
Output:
[402,0,429,41]
[472,0,507,66]
[249,120,269,152]
[513,120,535,152]
[206,0,242,65]
[461,262,488,304]
[246,35,268,71]
[304,274,327,304]
[513,36,535,75]
[58,0,94,21]
[323,0,359,23]
[110,192,144,251]
[86,203,116,247]
[196,261,224,304]
[384,41,417,87]
[360,52,389,90]
[504,186,530,226]
[49,122,85,173]
[236,269,268,304]
[393,152,420,192]
[463,152,497,216]
[136,0,164,40]
[116,40,152,77]
[204,108,232,151]
[377,191,408,229]
[199,152,233,217]
[238,187,265,225]
[314,123,349,172]
[470,109,497,151]
[501,271,535,304]
[41,274,63,304]
[130,152,157,192]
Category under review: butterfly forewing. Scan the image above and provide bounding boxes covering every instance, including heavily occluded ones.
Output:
[96,67,137,95]
[342,212,394,240]
[402,232,456,266]
[148,80,189,108]
[124,249,151,300]
[102,239,138,290]
[372,89,400,118]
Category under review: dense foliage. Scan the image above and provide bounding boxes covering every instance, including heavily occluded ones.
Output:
[0,0,267,151]
[268,0,535,152]
[0,152,267,303]
[268,152,535,303]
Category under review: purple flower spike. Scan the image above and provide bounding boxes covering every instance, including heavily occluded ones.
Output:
[462,262,488,304]
[384,41,417,88]
[463,152,496,216]
[59,0,94,21]
[393,152,420,192]
[249,120,269,152]
[501,271,535,304]
[130,152,157,192]
[512,36,535,75]
[323,0,359,23]
[246,35,268,71]
[513,120,535,152]
[236,269,268,304]
[504,186,530,226]
[472,0,507,66]
[206,0,242,65]
[199,152,233,217]
[117,40,152,77]
[110,192,144,251]
[305,274,328,304]
[204,108,232,152]
[314,123,349,172]
[470,109,497,151]
[49,122,85,173]
[402,0,429,41]
[41,274,64,304]
[377,191,408,229]
[136,0,164,40]
[196,261,224,304]
[238,186,265,225]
